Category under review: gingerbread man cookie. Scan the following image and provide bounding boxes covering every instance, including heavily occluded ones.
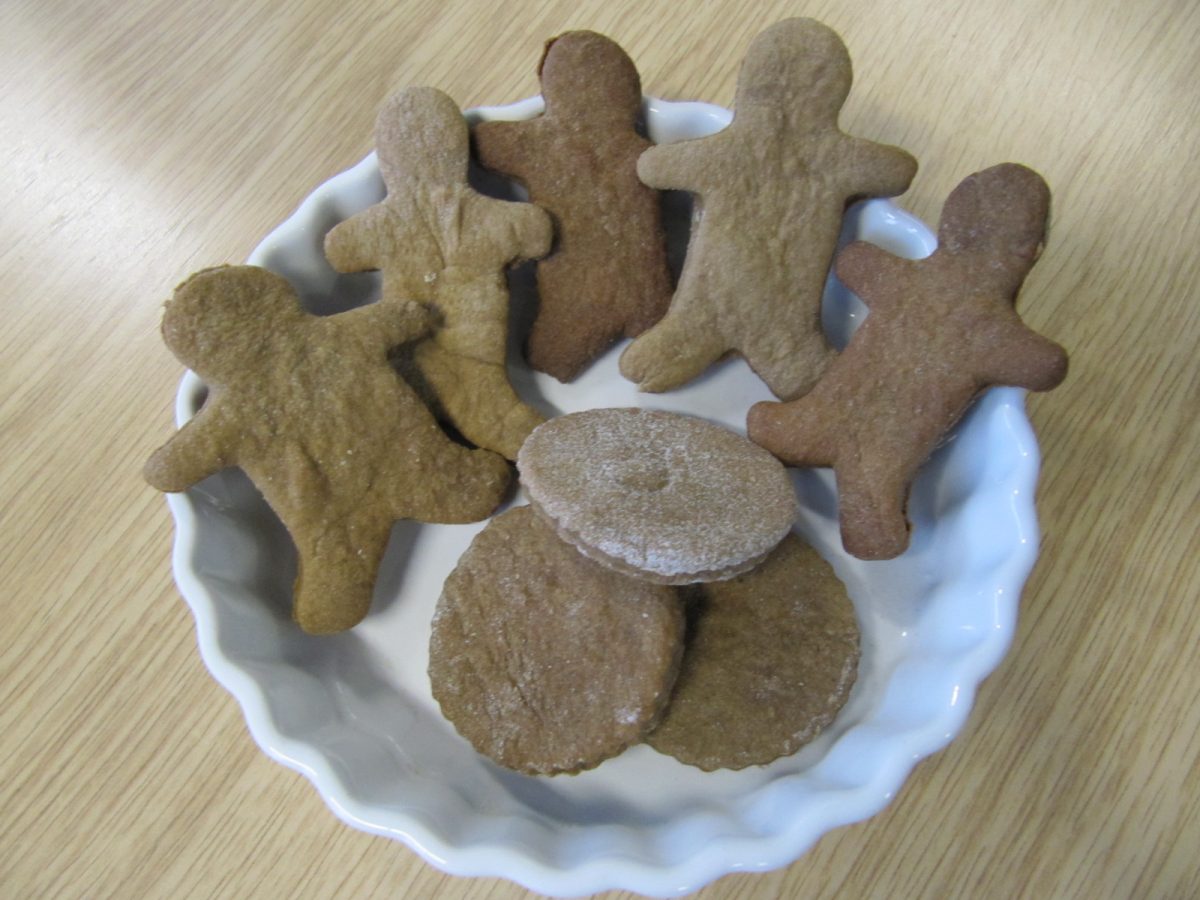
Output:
[747,163,1068,559]
[144,266,512,634]
[619,18,917,399]
[473,31,673,382]
[325,86,552,459]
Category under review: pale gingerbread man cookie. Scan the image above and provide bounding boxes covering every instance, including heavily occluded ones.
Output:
[747,163,1069,560]
[473,31,673,382]
[144,266,512,634]
[620,18,917,399]
[325,86,552,459]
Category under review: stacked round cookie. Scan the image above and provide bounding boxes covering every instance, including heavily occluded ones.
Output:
[428,408,862,774]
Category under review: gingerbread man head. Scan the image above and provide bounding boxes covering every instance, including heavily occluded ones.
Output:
[538,31,642,122]
[162,266,302,384]
[937,162,1051,296]
[735,18,852,125]
[375,86,470,189]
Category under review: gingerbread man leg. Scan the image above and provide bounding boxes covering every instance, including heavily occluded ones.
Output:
[749,397,909,557]
[746,397,838,468]
[291,514,393,634]
[413,341,544,460]
[618,305,728,393]
[742,335,835,402]
[832,454,912,560]
[526,254,622,382]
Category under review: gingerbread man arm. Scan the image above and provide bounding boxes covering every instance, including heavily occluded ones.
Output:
[971,314,1069,391]
[834,241,912,311]
[324,205,391,274]
[495,195,554,263]
[837,137,918,200]
[473,119,535,183]
[339,299,434,352]
[637,139,717,193]
[144,398,241,492]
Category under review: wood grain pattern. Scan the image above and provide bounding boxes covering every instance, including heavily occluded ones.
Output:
[2,0,1198,897]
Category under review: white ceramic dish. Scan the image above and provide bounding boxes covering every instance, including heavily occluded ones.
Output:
[163,97,1042,897]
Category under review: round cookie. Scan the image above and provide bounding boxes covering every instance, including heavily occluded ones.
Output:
[428,505,684,775]
[647,533,860,771]
[517,407,797,584]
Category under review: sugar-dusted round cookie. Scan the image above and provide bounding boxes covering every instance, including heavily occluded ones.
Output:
[428,505,684,775]
[647,533,860,771]
[517,407,797,584]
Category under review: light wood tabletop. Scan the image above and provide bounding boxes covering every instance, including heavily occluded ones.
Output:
[3,0,1198,897]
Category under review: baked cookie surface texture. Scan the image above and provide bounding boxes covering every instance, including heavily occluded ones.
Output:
[747,163,1069,559]
[474,31,673,382]
[324,86,551,459]
[428,506,684,775]
[144,265,512,634]
[619,17,917,400]
[648,534,860,771]
[517,407,797,584]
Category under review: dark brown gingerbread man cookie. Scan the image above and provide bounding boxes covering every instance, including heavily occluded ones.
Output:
[325,86,552,460]
[747,163,1069,559]
[619,18,917,400]
[473,31,673,382]
[144,265,512,634]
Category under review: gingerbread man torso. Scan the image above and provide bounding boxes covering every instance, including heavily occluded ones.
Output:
[473,30,674,382]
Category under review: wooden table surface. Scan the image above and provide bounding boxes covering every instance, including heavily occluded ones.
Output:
[3,0,1198,897]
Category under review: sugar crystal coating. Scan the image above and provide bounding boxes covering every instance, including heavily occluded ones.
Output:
[518,407,797,584]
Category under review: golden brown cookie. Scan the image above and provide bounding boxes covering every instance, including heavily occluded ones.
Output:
[324,86,552,460]
[144,265,512,634]
[517,407,797,584]
[619,18,917,399]
[647,533,860,771]
[428,505,684,775]
[473,31,673,382]
[747,163,1069,559]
